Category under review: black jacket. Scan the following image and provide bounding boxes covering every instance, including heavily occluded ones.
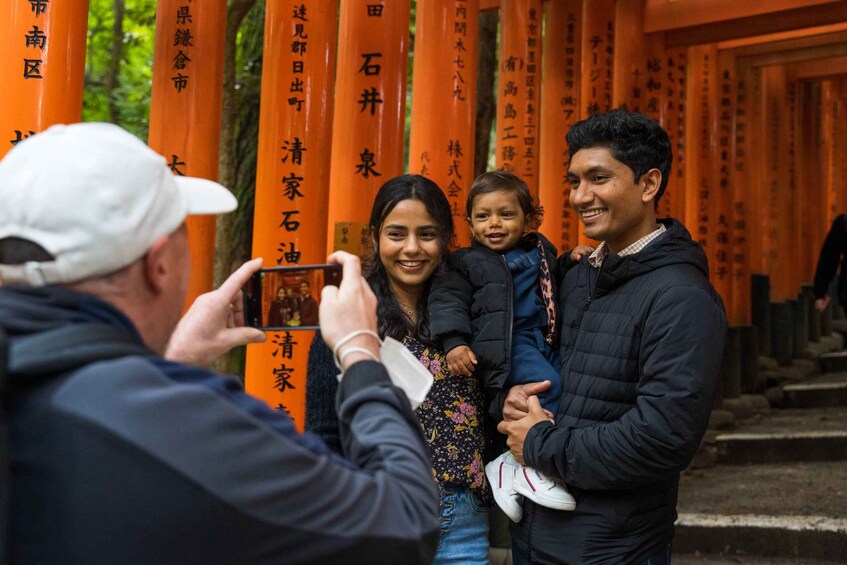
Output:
[3,286,439,565]
[813,213,847,302]
[515,219,727,564]
[429,232,561,396]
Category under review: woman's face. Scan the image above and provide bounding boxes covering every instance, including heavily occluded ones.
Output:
[378,199,443,296]
[276,288,286,300]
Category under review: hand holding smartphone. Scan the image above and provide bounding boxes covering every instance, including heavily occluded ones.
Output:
[242,264,342,331]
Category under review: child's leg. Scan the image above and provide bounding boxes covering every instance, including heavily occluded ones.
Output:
[510,329,562,414]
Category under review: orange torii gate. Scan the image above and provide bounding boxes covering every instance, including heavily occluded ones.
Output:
[4,0,847,421]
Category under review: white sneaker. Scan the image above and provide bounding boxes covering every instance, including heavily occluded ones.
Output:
[484,451,524,522]
[513,464,576,511]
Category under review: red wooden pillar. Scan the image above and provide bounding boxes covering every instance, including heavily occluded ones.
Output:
[148,0,227,305]
[495,0,543,196]
[612,0,646,113]
[684,45,718,265]
[0,0,89,159]
[579,0,614,118]
[712,50,735,316]
[643,34,669,218]
[662,46,687,224]
[244,2,338,427]
[730,57,752,324]
[326,0,410,255]
[409,0,480,247]
[576,0,614,245]
[538,0,582,252]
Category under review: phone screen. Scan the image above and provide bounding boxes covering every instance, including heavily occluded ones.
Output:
[243,265,342,331]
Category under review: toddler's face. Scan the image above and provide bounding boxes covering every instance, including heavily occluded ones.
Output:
[468,190,529,252]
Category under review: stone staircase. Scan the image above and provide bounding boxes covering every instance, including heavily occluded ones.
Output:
[673,358,847,563]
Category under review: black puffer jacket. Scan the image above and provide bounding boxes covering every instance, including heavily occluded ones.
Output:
[429,232,560,395]
[515,219,727,564]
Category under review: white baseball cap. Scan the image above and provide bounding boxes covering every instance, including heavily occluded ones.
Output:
[0,122,236,286]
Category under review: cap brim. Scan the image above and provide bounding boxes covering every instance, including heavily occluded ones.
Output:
[175,176,238,215]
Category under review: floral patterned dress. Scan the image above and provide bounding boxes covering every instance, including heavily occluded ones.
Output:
[405,336,488,496]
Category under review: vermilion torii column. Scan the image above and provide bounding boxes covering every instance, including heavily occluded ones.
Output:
[538,0,581,252]
[576,0,614,245]
[683,44,717,266]
[409,0,479,247]
[495,0,543,196]
[326,0,410,255]
[148,0,227,305]
[612,0,647,113]
[730,57,752,324]
[712,50,735,317]
[0,0,88,159]
[663,47,688,224]
[245,1,337,428]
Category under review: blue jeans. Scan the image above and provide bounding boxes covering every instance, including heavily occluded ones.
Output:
[433,485,490,565]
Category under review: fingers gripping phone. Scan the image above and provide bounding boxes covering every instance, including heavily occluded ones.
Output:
[242,265,342,331]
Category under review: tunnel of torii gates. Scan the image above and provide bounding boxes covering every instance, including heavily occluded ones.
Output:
[3,0,847,426]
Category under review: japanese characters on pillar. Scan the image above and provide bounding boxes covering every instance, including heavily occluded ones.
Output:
[326,0,410,255]
[0,0,88,159]
[538,0,581,251]
[611,0,646,113]
[409,0,479,247]
[730,58,751,324]
[683,45,716,255]
[495,0,542,196]
[644,34,669,219]
[245,2,337,428]
[711,51,734,315]
[579,0,614,118]
[148,0,227,305]
[663,47,687,224]
[759,65,789,298]
[785,80,800,297]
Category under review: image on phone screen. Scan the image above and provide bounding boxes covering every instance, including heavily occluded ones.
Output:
[243,265,342,331]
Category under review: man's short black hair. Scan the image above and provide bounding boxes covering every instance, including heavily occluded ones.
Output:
[566,109,673,204]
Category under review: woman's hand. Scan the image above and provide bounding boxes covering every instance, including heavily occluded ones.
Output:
[319,251,381,370]
[166,258,267,366]
[446,345,477,376]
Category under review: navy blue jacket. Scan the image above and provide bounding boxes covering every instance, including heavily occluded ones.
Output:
[514,219,727,564]
[2,285,439,564]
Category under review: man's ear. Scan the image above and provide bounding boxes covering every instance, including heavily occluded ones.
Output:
[141,234,172,294]
[641,168,661,204]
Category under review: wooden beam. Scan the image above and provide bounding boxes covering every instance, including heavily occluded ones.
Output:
[645,0,841,33]
[480,0,500,10]
[788,56,847,80]
[744,41,847,68]
[662,2,847,48]
[718,23,847,51]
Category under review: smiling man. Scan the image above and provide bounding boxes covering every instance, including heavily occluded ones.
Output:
[497,109,727,564]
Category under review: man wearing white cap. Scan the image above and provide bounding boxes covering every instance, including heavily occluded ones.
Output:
[0,123,439,564]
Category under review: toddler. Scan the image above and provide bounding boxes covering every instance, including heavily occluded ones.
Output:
[430,170,590,522]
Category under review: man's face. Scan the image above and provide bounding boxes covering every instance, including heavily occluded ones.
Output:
[567,146,653,253]
[299,282,309,297]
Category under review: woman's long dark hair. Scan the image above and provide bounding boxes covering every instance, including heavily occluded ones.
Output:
[363,175,454,343]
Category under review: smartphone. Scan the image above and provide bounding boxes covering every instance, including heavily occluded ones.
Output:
[243,264,342,331]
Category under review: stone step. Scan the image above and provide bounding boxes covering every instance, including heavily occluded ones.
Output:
[715,431,847,464]
[819,351,847,373]
[784,381,847,408]
[673,513,847,562]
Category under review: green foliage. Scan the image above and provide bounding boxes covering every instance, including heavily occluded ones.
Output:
[83,0,156,139]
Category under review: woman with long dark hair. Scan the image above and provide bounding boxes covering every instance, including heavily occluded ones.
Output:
[306,175,489,564]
